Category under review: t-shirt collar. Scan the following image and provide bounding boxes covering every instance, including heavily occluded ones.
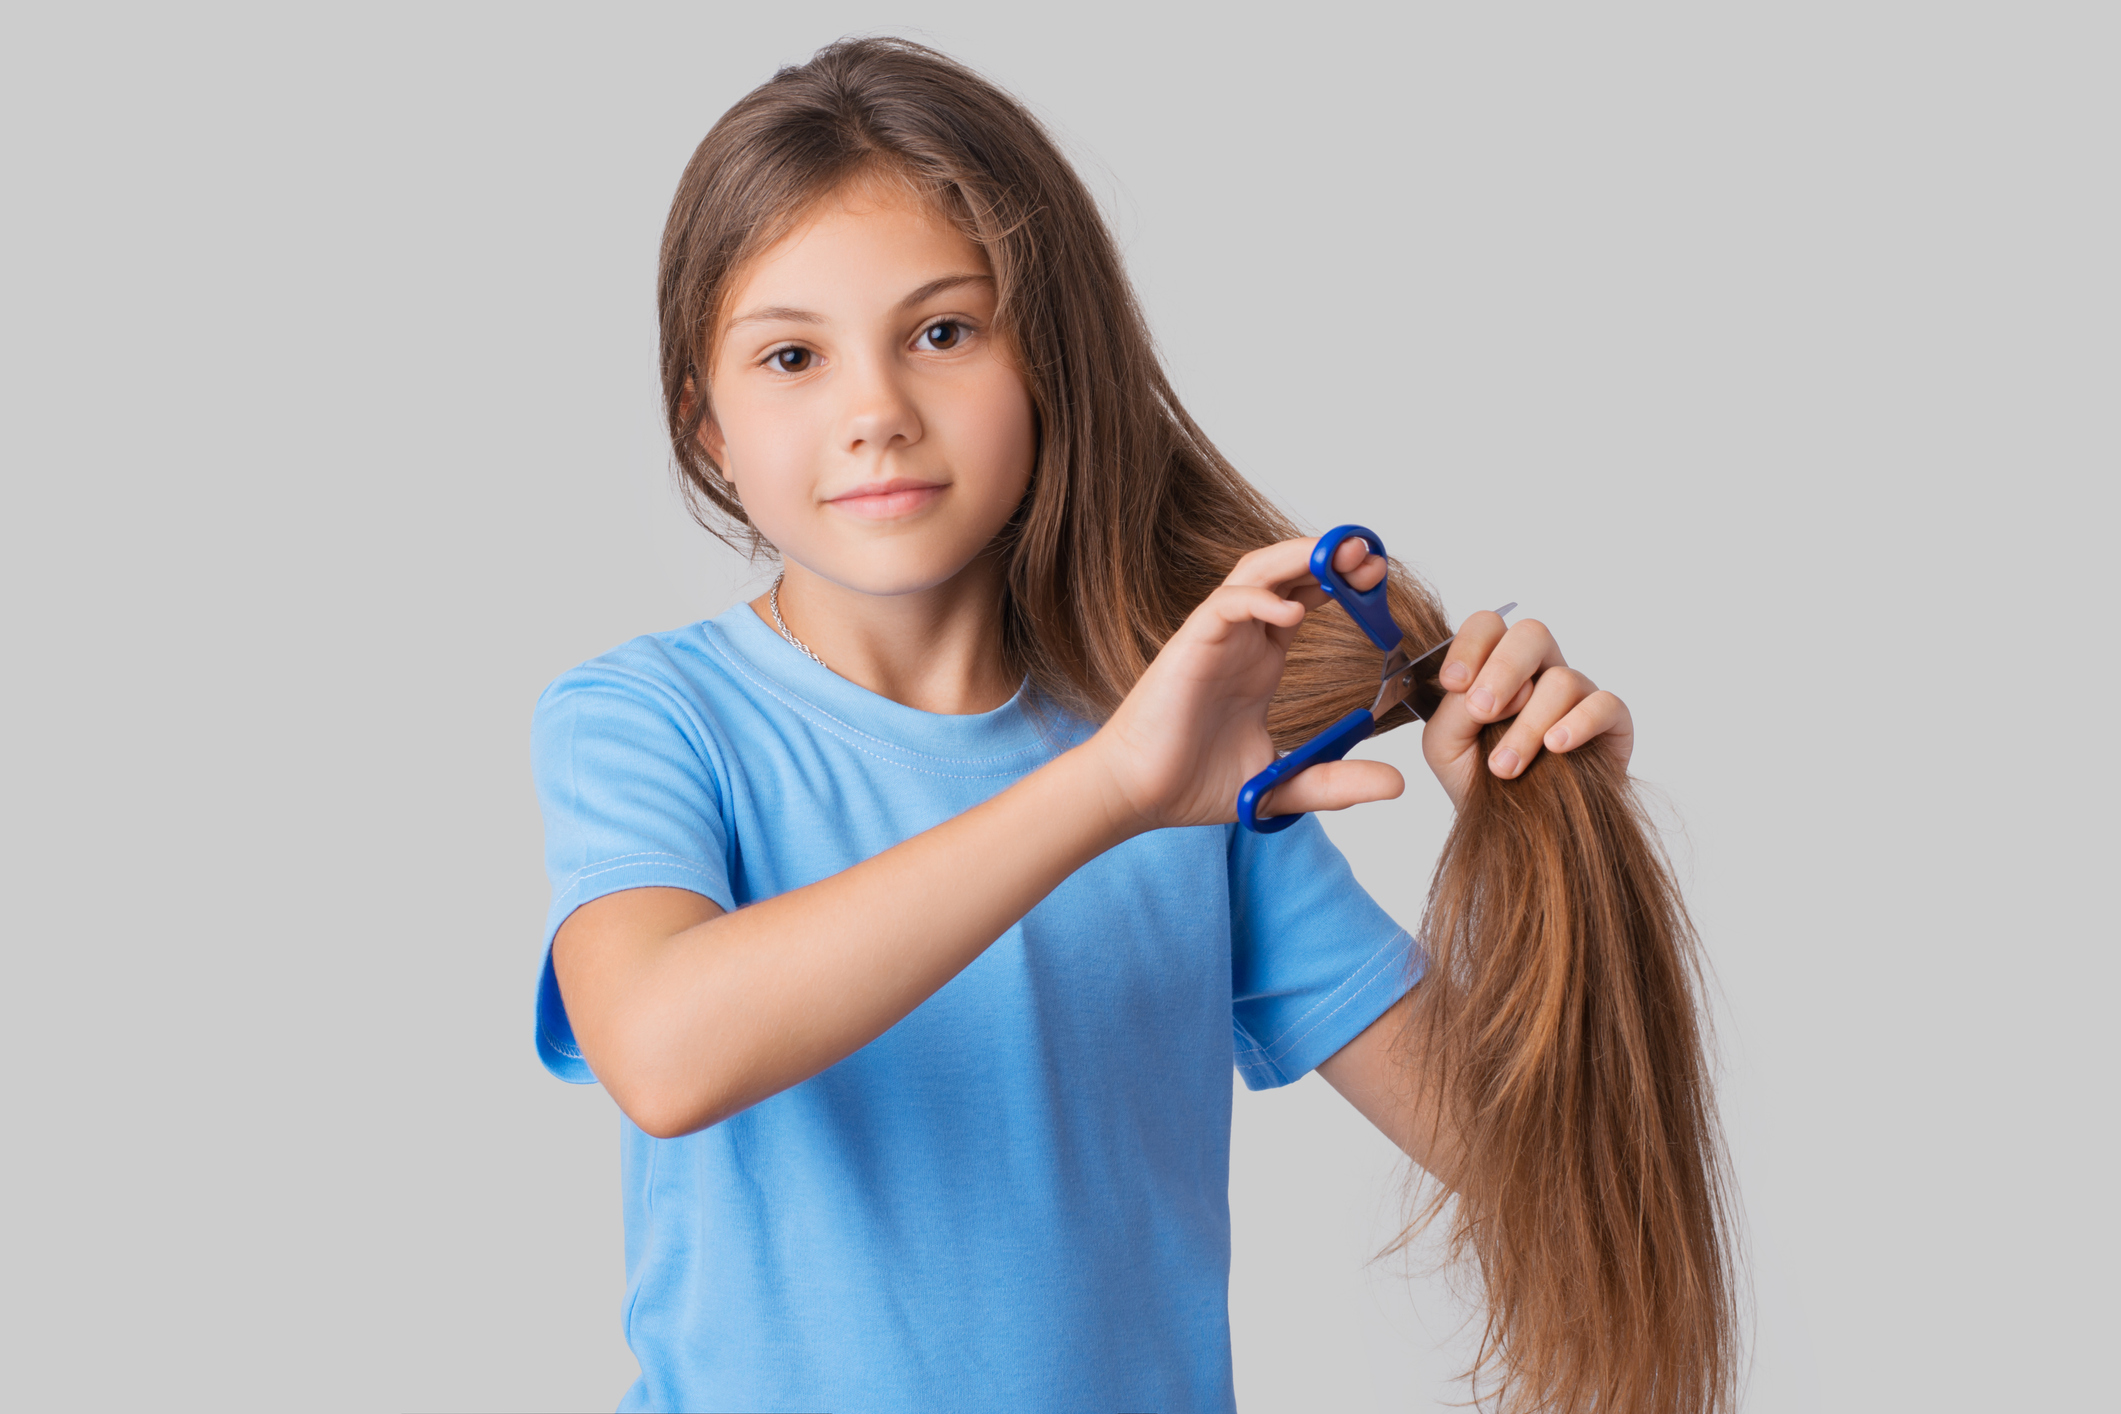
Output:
[706,599,1071,765]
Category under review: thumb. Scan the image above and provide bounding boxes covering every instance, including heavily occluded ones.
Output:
[1256,759,1406,820]
[1419,690,1487,774]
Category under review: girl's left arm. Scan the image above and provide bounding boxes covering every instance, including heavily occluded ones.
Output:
[1318,988,1459,1179]
[1318,612,1633,1177]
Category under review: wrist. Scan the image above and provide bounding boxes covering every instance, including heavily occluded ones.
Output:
[1052,732,1156,848]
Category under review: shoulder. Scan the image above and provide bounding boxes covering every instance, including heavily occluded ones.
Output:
[538,625,700,709]
[530,611,779,789]
[533,609,764,728]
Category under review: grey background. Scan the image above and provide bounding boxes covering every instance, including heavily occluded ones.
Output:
[5,3,2112,1410]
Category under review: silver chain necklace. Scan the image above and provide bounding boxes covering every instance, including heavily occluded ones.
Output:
[768,574,827,669]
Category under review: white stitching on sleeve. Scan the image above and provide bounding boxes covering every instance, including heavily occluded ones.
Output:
[552,850,713,896]
[1263,954,1405,1068]
[1247,927,1410,1052]
[553,856,728,911]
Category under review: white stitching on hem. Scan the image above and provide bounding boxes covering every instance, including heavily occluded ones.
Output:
[1246,927,1410,1054]
[1231,933,1415,1083]
[1260,956,1402,1073]
[552,850,710,896]
[553,858,728,912]
[1233,963,1399,1084]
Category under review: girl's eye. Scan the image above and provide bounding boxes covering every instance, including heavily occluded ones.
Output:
[918,321,965,351]
[769,346,814,373]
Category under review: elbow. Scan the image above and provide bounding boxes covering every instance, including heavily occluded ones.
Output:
[629,1104,707,1142]
[577,1017,758,1137]
[607,1068,744,1140]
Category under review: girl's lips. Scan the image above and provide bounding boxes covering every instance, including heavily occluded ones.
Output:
[826,481,946,520]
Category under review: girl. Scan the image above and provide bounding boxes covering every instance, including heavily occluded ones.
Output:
[533,37,1736,1414]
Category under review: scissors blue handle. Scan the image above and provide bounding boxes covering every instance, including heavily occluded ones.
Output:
[1309,525,1402,653]
[1237,706,1379,833]
[1238,524,1514,834]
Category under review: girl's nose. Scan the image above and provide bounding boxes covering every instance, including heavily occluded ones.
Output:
[841,358,923,453]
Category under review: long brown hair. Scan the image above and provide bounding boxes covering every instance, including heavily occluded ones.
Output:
[659,37,1739,1413]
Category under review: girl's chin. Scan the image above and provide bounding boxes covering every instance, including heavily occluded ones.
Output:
[782,541,1003,602]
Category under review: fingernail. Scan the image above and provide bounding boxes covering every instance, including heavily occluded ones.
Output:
[1545,725,1570,751]
[1490,747,1521,777]
[1469,687,1495,716]
[1441,663,1470,689]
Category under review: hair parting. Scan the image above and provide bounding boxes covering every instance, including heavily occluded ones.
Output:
[658,36,1742,1412]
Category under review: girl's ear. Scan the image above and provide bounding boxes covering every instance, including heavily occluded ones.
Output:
[682,375,730,469]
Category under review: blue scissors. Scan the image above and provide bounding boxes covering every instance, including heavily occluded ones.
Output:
[1237,524,1515,833]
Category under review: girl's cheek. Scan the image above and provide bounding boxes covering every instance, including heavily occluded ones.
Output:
[721,404,819,507]
[962,371,1036,503]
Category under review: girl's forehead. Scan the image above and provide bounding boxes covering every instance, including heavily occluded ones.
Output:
[744,179,984,290]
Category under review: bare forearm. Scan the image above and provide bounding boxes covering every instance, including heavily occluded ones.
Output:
[561,742,1140,1136]
[1317,988,1462,1188]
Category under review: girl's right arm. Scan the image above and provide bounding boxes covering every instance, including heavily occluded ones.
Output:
[552,538,1400,1138]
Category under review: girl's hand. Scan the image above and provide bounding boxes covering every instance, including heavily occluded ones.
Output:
[1422,612,1634,813]
[1085,537,1405,832]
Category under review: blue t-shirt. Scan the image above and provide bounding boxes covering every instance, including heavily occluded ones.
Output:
[533,603,1416,1413]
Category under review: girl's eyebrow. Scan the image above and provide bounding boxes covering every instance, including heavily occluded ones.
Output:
[895,272,992,309]
[726,274,993,333]
[727,304,825,330]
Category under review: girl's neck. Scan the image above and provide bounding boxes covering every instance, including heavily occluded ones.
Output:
[751,556,1019,716]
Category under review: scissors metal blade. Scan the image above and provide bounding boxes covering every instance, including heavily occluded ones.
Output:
[1368,602,1518,722]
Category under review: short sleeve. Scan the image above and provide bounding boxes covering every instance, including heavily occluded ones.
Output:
[530,661,738,1083]
[1227,814,1419,1090]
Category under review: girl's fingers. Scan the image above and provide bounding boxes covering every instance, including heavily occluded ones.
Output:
[1485,667,1598,779]
[1437,611,1509,695]
[1454,617,1565,724]
[1255,759,1405,819]
[1541,688,1634,769]
[1197,584,1306,636]
[1331,538,1388,590]
[1224,538,1324,591]
[1291,548,1386,614]
[1226,537,1386,606]
[1422,611,1633,799]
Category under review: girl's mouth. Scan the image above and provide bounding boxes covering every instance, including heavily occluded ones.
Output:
[825,478,947,520]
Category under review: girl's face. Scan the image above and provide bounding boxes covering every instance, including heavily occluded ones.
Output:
[702,179,1036,598]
